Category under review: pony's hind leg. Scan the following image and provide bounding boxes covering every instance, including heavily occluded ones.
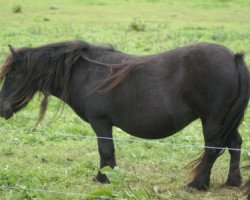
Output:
[225,130,242,187]
[187,148,221,190]
[187,120,223,190]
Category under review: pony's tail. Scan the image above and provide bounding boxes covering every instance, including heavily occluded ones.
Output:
[219,53,249,145]
[236,54,250,200]
[188,53,250,182]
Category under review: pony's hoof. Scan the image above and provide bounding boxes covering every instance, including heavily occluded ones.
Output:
[184,185,194,193]
[93,172,110,184]
[224,179,242,188]
[186,181,208,191]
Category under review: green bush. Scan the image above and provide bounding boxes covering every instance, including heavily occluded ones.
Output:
[12,5,22,13]
[129,18,146,32]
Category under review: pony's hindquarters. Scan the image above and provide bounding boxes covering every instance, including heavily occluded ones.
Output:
[186,52,250,190]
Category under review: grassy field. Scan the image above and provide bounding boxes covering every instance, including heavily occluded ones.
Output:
[0,0,250,199]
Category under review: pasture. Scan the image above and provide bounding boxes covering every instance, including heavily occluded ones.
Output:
[0,0,250,199]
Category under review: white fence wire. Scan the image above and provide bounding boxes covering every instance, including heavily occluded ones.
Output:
[0,128,248,152]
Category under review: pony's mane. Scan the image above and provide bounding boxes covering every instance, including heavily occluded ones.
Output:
[0,40,132,127]
[19,40,116,55]
[0,40,116,81]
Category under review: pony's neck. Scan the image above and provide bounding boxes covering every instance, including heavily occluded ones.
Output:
[50,88,64,100]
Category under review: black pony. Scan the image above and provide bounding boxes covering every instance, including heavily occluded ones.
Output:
[0,41,249,191]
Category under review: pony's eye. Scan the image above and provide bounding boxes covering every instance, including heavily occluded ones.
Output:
[7,75,15,81]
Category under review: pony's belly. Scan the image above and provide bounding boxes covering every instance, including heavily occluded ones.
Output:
[116,112,197,139]
[124,128,177,139]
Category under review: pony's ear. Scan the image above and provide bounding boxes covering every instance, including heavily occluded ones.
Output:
[8,45,16,57]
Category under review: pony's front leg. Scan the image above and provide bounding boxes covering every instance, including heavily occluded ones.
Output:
[90,118,116,183]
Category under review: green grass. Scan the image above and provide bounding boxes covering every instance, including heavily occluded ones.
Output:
[0,0,250,199]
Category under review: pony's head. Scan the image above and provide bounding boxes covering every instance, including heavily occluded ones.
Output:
[0,45,36,120]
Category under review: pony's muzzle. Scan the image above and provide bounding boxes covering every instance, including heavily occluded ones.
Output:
[0,100,13,119]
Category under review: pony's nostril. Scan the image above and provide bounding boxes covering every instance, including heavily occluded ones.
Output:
[4,107,13,119]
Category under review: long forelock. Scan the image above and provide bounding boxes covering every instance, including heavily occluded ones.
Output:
[0,54,15,83]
